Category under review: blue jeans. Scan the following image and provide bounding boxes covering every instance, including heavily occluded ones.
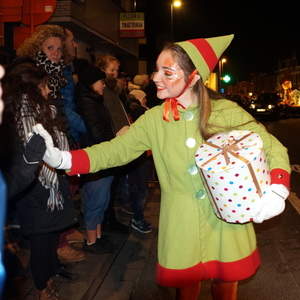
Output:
[84,175,114,230]
[121,175,149,221]
[121,174,132,209]
[121,174,148,221]
[132,185,148,222]
[123,155,149,221]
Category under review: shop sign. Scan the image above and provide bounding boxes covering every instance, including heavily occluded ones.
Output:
[119,12,145,38]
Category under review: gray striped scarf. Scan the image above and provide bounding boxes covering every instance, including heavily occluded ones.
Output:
[20,95,70,212]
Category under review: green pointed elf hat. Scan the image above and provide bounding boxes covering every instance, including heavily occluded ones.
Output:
[175,34,234,82]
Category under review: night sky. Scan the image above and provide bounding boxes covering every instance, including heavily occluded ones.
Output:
[140,0,299,83]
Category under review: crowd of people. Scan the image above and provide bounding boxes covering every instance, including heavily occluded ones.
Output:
[0,24,159,300]
[0,25,291,300]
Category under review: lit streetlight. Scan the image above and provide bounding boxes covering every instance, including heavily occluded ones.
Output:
[219,58,226,93]
[171,1,181,41]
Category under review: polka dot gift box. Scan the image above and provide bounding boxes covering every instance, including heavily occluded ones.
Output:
[195,130,270,224]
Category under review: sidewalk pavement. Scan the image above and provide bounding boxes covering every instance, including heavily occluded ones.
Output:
[5,183,160,300]
[5,182,300,300]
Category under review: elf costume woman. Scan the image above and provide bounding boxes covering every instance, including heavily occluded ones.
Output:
[34,34,290,300]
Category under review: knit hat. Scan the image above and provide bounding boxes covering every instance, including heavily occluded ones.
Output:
[175,34,234,81]
[129,89,146,104]
[128,83,140,92]
[74,58,106,88]
[133,74,148,86]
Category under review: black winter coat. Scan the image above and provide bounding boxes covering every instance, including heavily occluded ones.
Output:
[125,98,149,188]
[103,82,130,134]
[74,83,115,179]
[2,139,78,236]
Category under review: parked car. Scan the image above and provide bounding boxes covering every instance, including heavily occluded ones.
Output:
[226,94,250,111]
[248,92,288,120]
[229,94,250,112]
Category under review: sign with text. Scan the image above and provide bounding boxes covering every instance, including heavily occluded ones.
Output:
[119,12,145,38]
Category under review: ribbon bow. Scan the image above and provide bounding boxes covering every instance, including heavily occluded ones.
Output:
[202,133,255,167]
[221,139,243,165]
[201,132,263,197]
[163,98,182,122]
[163,69,198,122]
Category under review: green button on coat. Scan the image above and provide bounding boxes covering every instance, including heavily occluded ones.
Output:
[184,111,194,121]
[188,165,198,175]
[196,189,206,199]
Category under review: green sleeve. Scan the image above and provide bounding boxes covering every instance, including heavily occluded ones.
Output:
[84,109,154,173]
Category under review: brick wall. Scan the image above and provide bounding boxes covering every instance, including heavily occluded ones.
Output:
[53,0,138,56]
[52,1,72,17]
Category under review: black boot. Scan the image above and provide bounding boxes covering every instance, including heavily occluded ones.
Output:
[102,214,129,234]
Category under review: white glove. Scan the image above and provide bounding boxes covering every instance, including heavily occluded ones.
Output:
[251,184,289,223]
[33,124,72,169]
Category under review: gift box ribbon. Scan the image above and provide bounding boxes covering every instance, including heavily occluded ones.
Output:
[199,132,263,198]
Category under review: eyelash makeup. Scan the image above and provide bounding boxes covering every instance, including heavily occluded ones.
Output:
[165,62,182,82]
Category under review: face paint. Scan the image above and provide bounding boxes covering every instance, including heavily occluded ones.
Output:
[163,57,183,82]
[153,50,186,100]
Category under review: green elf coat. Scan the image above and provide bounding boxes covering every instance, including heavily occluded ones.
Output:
[68,99,290,288]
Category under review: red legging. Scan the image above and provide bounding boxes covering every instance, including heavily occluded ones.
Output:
[176,282,201,300]
[211,279,238,300]
[175,280,238,300]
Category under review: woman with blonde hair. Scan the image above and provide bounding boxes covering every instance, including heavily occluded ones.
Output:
[16,24,69,62]
[16,24,72,145]
[95,53,130,135]
[94,53,130,234]
[95,54,120,79]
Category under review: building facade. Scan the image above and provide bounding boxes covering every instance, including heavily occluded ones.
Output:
[0,0,143,76]
[227,50,300,97]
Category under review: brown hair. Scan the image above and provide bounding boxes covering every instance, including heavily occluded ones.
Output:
[16,25,71,63]
[1,62,64,154]
[95,53,120,72]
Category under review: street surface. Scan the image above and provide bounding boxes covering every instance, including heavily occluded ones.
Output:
[9,116,300,300]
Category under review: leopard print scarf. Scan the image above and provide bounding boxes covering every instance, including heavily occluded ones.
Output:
[36,51,67,99]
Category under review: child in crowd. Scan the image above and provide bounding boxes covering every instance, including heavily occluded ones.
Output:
[1,62,77,300]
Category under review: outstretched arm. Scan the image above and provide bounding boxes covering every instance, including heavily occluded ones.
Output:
[34,107,153,175]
